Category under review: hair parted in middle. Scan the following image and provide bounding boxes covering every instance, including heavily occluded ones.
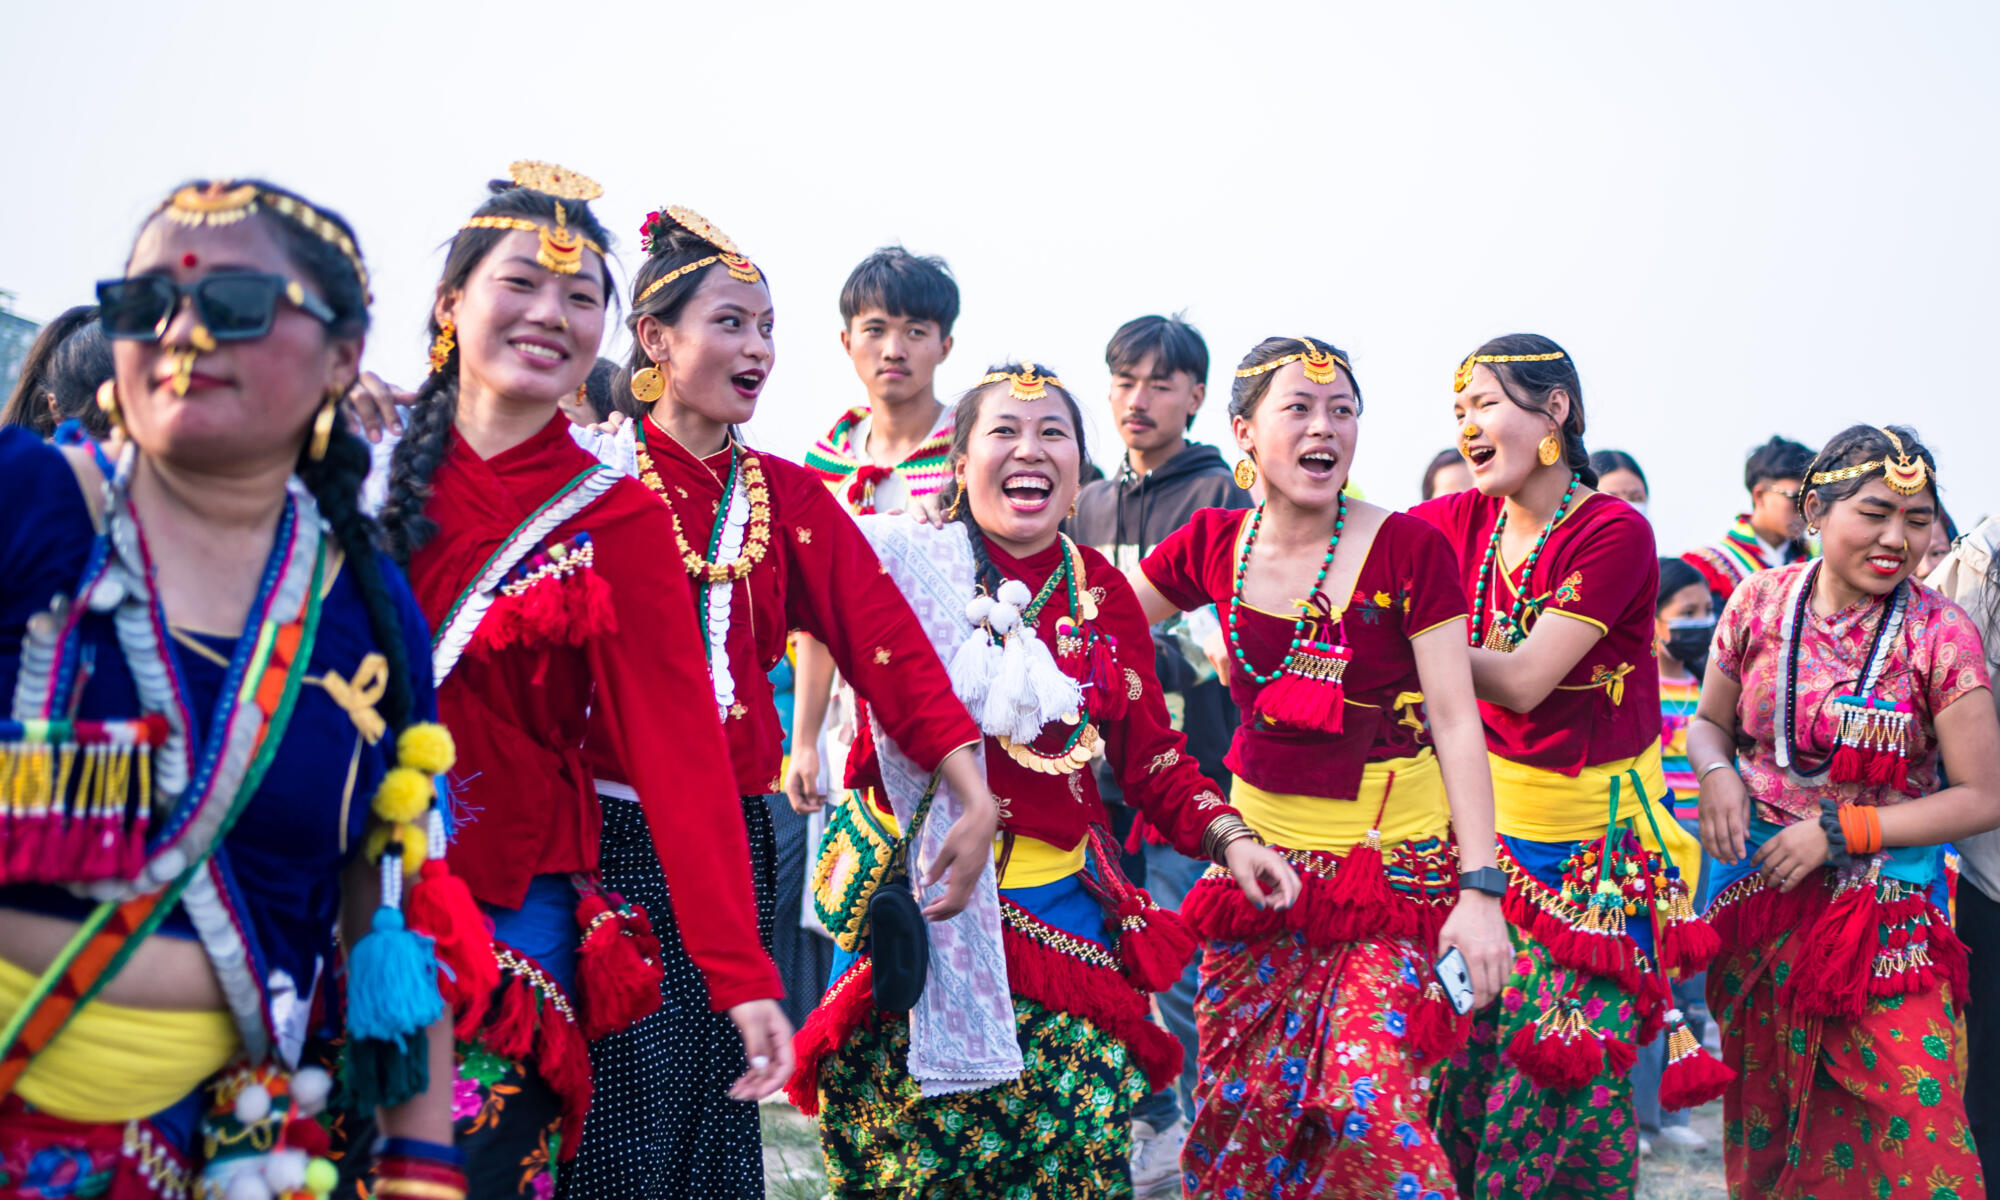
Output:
[1457,333,1596,488]
[1228,336,1362,422]
[936,362,1090,591]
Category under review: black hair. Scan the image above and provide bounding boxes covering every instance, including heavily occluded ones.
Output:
[1798,424,1939,521]
[620,214,770,410]
[1421,448,1465,501]
[839,246,959,337]
[936,363,1089,594]
[379,179,615,564]
[1227,336,1363,424]
[1461,333,1595,488]
[1657,556,1706,613]
[1744,435,1815,494]
[1588,449,1647,493]
[2,305,112,438]
[1106,313,1209,430]
[141,179,411,737]
[580,356,621,423]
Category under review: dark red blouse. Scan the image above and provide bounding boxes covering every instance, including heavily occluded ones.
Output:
[1142,508,1469,799]
[410,415,778,1010]
[1411,489,1662,775]
[584,421,977,798]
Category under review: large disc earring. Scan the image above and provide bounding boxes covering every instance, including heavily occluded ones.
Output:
[428,319,456,375]
[95,379,125,433]
[1537,432,1562,467]
[630,365,665,406]
[1233,457,1259,489]
[309,391,338,463]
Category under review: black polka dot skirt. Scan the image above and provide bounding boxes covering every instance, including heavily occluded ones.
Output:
[557,794,777,1200]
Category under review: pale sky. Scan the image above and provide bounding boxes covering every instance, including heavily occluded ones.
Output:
[4,1,1991,557]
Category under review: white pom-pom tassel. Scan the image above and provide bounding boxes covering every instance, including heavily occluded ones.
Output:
[224,1173,274,1200]
[1020,627,1084,725]
[987,605,1021,636]
[984,634,1039,741]
[996,579,1031,607]
[965,594,996,625]
[263,1149,309,1192]
[290,1066,333,1117]
[948,631,1000,715]
[233,1083,272,1125]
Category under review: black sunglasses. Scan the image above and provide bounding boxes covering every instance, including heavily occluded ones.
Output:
[96,271,337,343]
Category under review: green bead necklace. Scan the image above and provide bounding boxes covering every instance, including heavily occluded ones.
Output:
[1468,472,1580,649]
[1227,495,1345,685]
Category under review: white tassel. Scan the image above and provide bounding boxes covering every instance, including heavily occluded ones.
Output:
[985,631,1040,741]
[996,579,1031,608]
[949,629,1000,715]
[1020,626,1083,727]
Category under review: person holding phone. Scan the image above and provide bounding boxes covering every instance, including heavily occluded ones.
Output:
[1128,336,1509,1199]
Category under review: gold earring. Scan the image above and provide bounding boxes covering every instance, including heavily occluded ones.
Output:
[96,379,125,433]
[1067,498,1078,520]
[428,319,456,375]
[1537,432,1562,467]
[630,365,665,406]
[946,486,965,520]
[1233,458,1258,489]
[308,391,338,462]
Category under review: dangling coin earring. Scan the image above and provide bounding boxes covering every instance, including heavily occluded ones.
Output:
[1234,457,1259,489]
[96,380,124,433]
[630,365,666,406]
[1537,432,1563,467]
[428,319,456,375]
[309,391,338,463]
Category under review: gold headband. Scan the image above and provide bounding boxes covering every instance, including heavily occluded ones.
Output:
[635,205,763,304]
[1233,337,1349,385]
[162,181,373,304]
[977,362,1060,402]
[1808,428,1932,496]
[460,161,606,275]
[1453,350,1566,392]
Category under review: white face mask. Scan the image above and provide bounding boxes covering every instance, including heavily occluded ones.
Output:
[1630,499,1649,517]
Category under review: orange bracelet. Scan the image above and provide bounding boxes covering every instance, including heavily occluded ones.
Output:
[1838,803,1883,855]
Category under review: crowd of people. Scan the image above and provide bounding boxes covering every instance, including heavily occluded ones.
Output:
[0,162,1995,1200]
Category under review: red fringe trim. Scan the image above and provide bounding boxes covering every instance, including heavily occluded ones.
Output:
[1659,1022,1733,1111]
[785,959,876,1117]
[1115,896,1198,994]
[405,860,497,1036]
[1499,845,1657,995]
[480,568,618,654]
[1001,919,1183,1091]
[476,959,592,1160]
[1504,1017,1603,1092]
[1250,668,1344,734]
[1410,983,1473,1058]
[1180,850,1452,953]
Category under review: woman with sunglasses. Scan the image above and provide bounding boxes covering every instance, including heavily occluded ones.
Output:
[374,169,788,1197]
[1416,336,1723,1199]
[0,180,474,1197]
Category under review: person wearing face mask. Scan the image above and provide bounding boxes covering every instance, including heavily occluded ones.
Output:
[1416,335,1725,1199]
[1688,425,2000,1200]
[1683,435,1816,608]
[1589,449,1650,517]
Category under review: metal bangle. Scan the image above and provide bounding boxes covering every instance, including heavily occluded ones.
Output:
[1201,814,1260,865]
[1696,761,1735,784]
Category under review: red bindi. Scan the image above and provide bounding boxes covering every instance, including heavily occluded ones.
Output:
[182,253,199,269]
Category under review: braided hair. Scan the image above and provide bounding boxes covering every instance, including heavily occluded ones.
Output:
[378,180,615,563]
[933,363,1091,596]
[1464,333,1596,488]
[1797,424,1940,521]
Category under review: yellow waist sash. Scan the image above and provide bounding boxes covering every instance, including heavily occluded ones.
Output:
[1233,751,1450,855]
[1489,744,1700,872]
[997,834,1088,889]
[0,954,237,1122]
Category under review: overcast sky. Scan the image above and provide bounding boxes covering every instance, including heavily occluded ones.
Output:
[4,1,1991,556]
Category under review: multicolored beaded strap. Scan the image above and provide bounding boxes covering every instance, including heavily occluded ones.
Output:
[1468,473,1579,651]
[1227,494,1346,685]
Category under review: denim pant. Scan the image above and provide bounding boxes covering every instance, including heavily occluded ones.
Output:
[1130,841,1206,1127]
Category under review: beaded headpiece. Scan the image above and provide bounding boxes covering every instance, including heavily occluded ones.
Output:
[635,205,763,304]
[460,161,606,276]
[161,181,372,303]
[978,362,1061,402]
[1453,350,1566,393]
[1234,337,1349,386]
[1808,427,1932,497]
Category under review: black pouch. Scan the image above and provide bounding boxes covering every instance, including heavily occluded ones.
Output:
[869,776,940,1012]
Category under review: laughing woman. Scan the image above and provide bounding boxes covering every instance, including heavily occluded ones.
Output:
[377,167,786,1197]
[0,180,468,1196]
[1127,336,1512,1199]
[1689,425,2000,1200]
[564,206,992,1200]
[788,361,1300,1198]
[1415,335,1725,1199]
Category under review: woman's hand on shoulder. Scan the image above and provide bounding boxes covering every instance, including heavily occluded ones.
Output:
[344,371,412,443]
[1223,840,1300,911]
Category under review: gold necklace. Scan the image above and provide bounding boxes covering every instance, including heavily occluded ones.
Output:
[634,421,773,584]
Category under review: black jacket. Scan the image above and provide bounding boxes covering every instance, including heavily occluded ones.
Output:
[1068,443,1251,816]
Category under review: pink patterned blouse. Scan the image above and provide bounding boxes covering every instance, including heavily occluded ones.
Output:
[1712,562,1991,824]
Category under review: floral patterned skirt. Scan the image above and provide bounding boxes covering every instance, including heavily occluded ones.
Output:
[1185,930,1456,1200]
[817,997,1147,1198]
[454,1038,564,1199]
[1708,919,1985,1199]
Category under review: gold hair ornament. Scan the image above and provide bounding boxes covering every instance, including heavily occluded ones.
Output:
[162,182,373,303]
[1808,427,1932,497]
[461,161,606,275]
[978,362,1060,402]
[1453,350,1566,393]
[635,206,763,303]
[1233,337,1348,386]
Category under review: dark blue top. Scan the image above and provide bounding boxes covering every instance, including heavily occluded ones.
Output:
[0,426,437,1043]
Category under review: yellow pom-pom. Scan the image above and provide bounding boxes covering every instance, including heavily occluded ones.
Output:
[363,821,430,876]
[397,722,457,775]
[371,767,432,824]
[304,1157,339,1196]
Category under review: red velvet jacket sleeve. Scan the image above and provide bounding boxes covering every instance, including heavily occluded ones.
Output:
[1087,547,1238,859]
[779,473,979,771]
[587,484,782,1010]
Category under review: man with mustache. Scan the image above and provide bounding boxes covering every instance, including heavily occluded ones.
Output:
[1069,312,1248,1197]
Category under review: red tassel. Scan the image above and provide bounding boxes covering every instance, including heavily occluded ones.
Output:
[563,568,619,643]
[1320,831,1392,922]
[1829,742,1866,785]
[1504,1002,1605,1092]
[406,860,497,1034]
[1603,1035,1637,1076]
[1409,982,1471,1059]
[533,993,593,1161]
[119,807,151,879]
[1658,1014,1733,1110]
[482,970,538,1056]
[1780,869,1877,1019]
[574,892,665,1039]
[282,1115,331,1158]
[1002,913,1183,1090]
[1115,896,1198,993]
[786,960,878,1116]
[1251,652,1346,733]
[1181,874,1287,943]
[1084,627,1126,721]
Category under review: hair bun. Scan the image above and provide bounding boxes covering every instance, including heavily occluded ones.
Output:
[485,178,515,197]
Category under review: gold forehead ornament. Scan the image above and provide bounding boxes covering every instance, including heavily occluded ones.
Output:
[161,181,372,303]
[1234,337,1349,385]
[461,161,606,275]
[1808,428,1932,496]
[636,205,762,304]
[1453,350,1566,393]
[978,362,1060,402]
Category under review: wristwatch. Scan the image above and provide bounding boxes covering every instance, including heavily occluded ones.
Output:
[1458,867,1508,897]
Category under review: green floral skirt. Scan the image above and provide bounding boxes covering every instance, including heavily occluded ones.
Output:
[818,997,1147,1197]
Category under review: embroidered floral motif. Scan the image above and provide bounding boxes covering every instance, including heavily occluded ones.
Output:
[796,527,814,545]
[1147,749,1181,775]
[874,647,892,665]
[1125,668,1143,701]
[729,703,748,719]
[1553,571,1583,607]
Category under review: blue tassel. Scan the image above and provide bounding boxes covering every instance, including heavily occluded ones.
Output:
[346,905,443,1041]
